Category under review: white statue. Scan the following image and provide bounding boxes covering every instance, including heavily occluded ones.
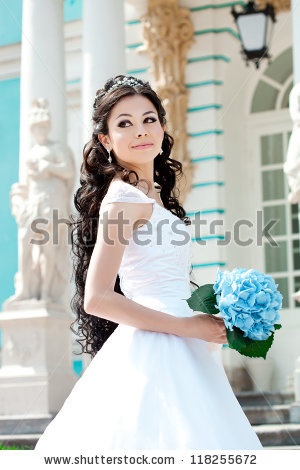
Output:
[284,84,300,302]
[4,99,76,309]
[284,83,300,203]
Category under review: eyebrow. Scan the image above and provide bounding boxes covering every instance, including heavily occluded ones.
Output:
[115,111,156,120]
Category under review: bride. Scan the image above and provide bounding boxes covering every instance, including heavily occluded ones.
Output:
[35,75,263,452]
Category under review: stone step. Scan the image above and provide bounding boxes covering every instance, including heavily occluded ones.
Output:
[1,401,299,449]
[236,391,294,407]
[0,415,54,435]
[2,433,300,450]
[2,426,300,450]
[0,434,38,449]
[265,445,300,449]
[243,404,291,425]
[253,423,300,447]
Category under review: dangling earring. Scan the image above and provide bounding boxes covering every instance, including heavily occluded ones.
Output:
[159,148,163,155]
[106,148,112,163]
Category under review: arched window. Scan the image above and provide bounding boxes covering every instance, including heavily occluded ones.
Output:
[251,47,293,113]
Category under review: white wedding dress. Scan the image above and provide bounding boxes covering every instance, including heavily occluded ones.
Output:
[35,179,262,452]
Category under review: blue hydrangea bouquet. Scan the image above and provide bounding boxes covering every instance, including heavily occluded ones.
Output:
[187,268,283,359]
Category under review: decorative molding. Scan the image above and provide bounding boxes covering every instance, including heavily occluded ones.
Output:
[140,0,195,203]
[261,0,290,11]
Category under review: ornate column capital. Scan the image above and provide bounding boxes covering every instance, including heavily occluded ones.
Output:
[260,0,290,11]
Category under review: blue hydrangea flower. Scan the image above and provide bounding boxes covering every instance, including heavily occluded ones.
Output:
[213,268,282,341]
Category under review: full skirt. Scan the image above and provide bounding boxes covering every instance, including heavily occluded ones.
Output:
[35,325,263,452]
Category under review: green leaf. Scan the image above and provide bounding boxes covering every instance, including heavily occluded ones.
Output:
[187,284,219,315]
[226,327,274,359]
[274,324,282,330]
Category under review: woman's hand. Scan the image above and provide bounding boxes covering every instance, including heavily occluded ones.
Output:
[182,313,227,344]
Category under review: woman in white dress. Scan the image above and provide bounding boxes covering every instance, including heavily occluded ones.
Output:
[35,75,262,452]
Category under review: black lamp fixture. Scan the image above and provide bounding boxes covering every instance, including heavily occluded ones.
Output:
[231,1,276,69]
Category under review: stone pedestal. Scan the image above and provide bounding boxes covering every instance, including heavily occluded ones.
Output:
[294,356,300,402]
[290,356,300,423]
[0,301,77,416]
[290,403,300,423]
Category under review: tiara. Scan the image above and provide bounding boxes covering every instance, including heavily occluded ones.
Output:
[95,77,142,101]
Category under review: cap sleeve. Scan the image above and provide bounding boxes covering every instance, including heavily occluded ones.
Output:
[100,180,155,214]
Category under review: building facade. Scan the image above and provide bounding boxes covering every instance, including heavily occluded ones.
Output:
[0,0,299,415]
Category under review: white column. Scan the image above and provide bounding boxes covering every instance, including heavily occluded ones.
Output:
[292,0,300,84]
[82,0,126,142]
[19,0,66,183]
[289,0,300,422]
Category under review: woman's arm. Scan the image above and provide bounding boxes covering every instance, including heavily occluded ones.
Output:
[84,202,226,344]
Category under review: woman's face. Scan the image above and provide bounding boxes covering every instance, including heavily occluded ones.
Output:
[98,95,165,168]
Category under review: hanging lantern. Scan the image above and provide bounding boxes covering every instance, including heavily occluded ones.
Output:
[231,1,277,69]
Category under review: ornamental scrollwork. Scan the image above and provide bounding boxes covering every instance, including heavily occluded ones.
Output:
[260,0,290,11]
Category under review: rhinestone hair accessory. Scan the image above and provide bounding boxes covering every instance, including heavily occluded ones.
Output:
[94,76,143,102]
[108,77,141,92]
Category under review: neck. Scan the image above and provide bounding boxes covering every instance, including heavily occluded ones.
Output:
[119,164,157,190]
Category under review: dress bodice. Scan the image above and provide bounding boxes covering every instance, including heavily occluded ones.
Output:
[99,179,193,316]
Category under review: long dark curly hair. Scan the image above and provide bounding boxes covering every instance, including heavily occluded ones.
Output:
[70,75,198,358]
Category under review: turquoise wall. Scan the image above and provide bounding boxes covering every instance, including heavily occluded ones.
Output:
[0,0,82,47]
[0,0,22,46]
[0,78,20,309]
[64,0,83,22]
